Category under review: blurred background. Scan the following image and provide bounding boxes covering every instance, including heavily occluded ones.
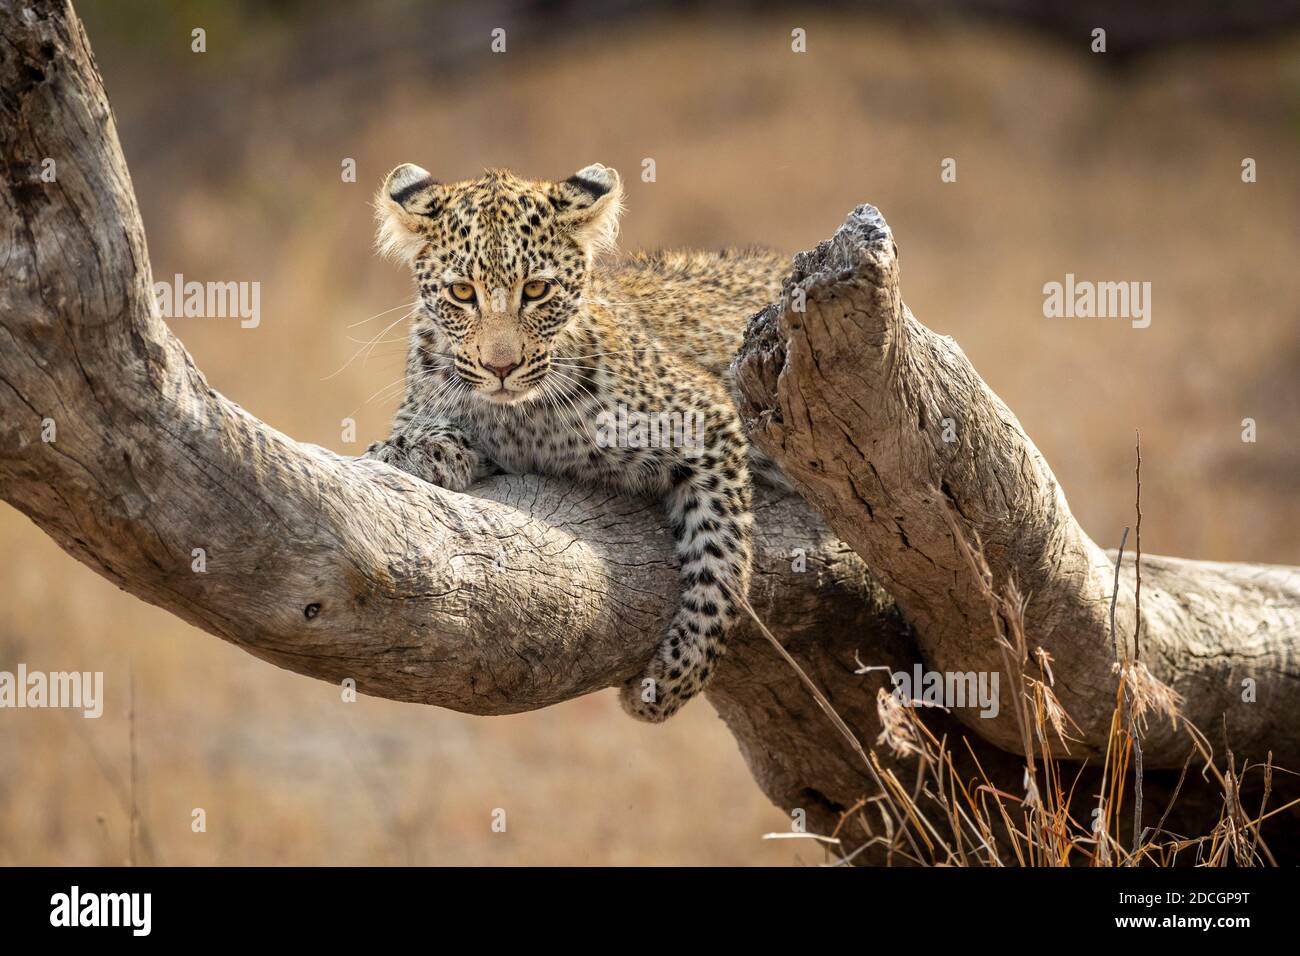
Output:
[1,0,1298,865]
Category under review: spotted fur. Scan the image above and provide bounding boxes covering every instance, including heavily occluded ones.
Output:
[367,163,786,721]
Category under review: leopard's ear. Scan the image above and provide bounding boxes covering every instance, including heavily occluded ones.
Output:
[375,163,444,264]
[551,164,623,255]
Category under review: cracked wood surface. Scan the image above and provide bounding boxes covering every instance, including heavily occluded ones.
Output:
[733,204,1300,768]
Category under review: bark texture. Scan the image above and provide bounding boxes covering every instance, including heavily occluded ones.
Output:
[733,205,1300,769]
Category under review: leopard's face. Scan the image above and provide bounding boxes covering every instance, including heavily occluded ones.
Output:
[377,164,622,405]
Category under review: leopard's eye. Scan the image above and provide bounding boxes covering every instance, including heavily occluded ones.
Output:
[448,282,476,304]
[522,279,552,302]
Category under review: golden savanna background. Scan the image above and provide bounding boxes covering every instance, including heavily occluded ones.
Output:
[1,0,1297,865]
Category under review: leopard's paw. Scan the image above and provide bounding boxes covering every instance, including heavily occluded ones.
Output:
[364,433,475,491]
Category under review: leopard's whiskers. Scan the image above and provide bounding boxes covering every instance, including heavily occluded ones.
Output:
[324,305,420,381]
[345,298,419,329]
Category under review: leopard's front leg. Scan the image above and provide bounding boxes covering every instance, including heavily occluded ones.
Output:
[619,428,754,722]
[365,418,495,491]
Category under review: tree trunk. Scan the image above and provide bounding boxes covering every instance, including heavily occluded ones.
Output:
[731,205,1300,772]
[2,0,1296,863]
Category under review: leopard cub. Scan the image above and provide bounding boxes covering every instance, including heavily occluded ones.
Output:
[368,162,786,721]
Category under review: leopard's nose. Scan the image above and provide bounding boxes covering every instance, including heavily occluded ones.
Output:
[480,359,521,381]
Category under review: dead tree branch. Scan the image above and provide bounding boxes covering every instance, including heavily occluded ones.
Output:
[733,205,1300,768]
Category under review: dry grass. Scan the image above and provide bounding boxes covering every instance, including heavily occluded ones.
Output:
[801,516,1295,867]
[1,6,1298,864]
